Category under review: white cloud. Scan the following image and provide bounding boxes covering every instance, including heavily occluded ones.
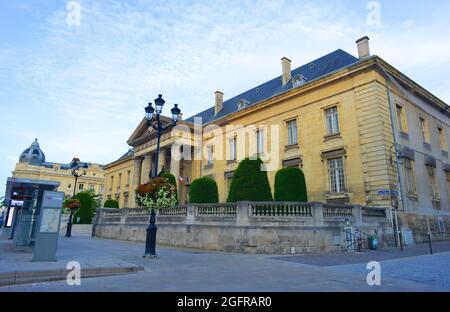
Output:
[8,0,450,175]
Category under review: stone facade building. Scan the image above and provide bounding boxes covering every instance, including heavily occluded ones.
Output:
[104,150,134,208]
[12,139,105,199]
[104,37,449,240]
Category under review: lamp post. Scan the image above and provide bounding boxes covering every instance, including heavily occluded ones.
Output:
[143,94,182,258]
[65,158,89,238]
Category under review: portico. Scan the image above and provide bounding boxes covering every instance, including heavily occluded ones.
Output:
[128,116,194,204]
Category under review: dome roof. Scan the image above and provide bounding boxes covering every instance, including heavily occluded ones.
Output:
[19,139,46,165]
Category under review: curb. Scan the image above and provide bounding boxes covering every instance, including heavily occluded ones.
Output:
[0,266,144,287]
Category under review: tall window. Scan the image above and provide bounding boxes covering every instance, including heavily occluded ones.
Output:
[427,165,439,200]
[396,105,407,132]
[438,127,448,151]
[287,120,298,145]
[126,170,131,186]
[99,185,104,194]
[419,117,430,144]
[403,159,416,194]
[89,184,95,192]
[110,176,114,191]
[228,137,237,161]
[118,173,122,190]
[207,145,214,166]
[257,129,265,155]
[325,106,340,135]
[446,172,450,203]
[78,183,84,191]
[328,158,346,193]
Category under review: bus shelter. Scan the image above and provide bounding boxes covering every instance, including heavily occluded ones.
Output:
[3,178,60,250]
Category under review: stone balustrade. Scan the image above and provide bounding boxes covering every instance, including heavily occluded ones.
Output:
[92,202,393,254]
[159,205,188,217]
[95,202,390,227]
[249,202,313,217]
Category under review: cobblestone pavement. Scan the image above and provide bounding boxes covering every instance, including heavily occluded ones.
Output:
[0,236,449,292]
[328,252,450,290]
[272,241,450,266]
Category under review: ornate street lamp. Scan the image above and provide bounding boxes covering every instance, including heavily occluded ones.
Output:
[65,158,89,238]
[143,94,181,258]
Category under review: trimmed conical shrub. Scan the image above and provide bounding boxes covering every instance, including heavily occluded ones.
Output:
[104,199,119,208]
[189,177,219,204]
[274,167,308,202]
[227,158,273,202]
[73,191,97,224]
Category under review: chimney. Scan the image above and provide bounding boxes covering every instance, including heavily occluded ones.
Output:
[215,91,224,114]
[356,36,370,60]
[281,57,292,86]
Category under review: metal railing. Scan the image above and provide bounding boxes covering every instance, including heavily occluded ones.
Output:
[362,207,386,218]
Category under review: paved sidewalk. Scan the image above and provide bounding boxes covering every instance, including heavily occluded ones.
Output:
[0,235,143,274]
[271,241,450,266]
[1,234,448,292]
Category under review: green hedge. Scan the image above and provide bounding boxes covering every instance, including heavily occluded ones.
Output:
[72,191,97,224]
[104,199,119,209]
[274,167,308,202]
[189,177,219,204]
[227,158,273,202]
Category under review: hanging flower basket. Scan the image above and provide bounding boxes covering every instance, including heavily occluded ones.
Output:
[65,199,81,211]
[135,177,177,211]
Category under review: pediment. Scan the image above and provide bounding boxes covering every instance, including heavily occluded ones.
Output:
[127,116,175,147]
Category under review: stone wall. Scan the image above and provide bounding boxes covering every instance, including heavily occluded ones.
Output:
[93,202,394,254]
[398,211,450,243]
[59,215,94,236]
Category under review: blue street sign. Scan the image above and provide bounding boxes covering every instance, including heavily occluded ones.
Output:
[377,189,399,196]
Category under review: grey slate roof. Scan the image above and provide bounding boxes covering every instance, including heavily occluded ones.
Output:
[116,149,134,162]
[185,49,359,124]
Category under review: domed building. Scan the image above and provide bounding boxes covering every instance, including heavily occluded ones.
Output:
[19,139,46,165]
[12,139,106,199]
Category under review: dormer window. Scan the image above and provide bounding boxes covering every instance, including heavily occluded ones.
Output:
[293,75,307,87]
[237,99,250,111]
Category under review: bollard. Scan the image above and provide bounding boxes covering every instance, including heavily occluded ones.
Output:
[65,212,73,238]
[143,209,158,258]
[427,232,433,255]
[399,231,403,252]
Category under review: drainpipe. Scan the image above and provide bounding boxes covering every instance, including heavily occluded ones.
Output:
[378,63,407,247]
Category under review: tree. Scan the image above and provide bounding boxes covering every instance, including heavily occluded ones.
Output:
[104,199,120,209]
[189,177,219,204]
[227,158,273,202]
[274,167,308,202]
[72,191,99,224]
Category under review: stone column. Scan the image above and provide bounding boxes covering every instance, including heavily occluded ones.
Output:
[312,202,324,227]
[236,202,250,227]
[133,158,143,187]
[141,154,152,184]
[157,149,166,174]
[170,146,181,182]
[353,205,363,226]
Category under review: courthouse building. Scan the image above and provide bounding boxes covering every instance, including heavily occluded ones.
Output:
[12,139,105,199]
[105,37,449,235]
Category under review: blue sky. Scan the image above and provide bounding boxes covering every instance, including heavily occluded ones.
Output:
[1,0,450,196]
